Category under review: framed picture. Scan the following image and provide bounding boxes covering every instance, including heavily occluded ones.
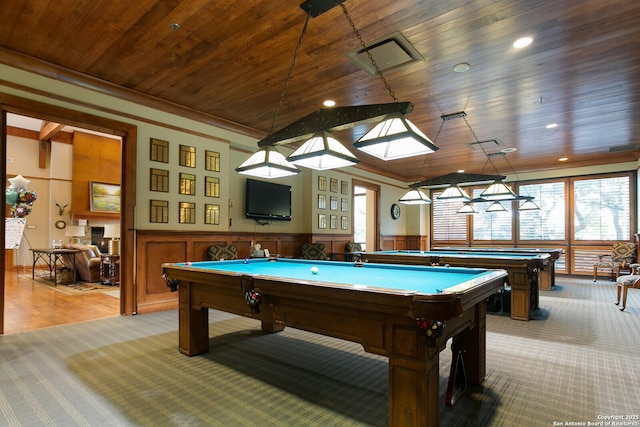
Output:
[90,181,121,212]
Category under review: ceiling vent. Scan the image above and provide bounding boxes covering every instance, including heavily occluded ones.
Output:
[346,32,423,75]
[608,144,639,153]
[465,139,503,151]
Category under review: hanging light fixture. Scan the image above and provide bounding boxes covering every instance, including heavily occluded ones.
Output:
[236,1,435,177]
[457,202,478,214]
[480,179,518,200]
[486,201,507,212]
[398,114,449,205]
[287,131,359,170]
[518,197,540,211]
[354,113,438,160]
[437,184,471,202]
[459,114,538,210]
[399,187,432,204]
[236,145,300,178]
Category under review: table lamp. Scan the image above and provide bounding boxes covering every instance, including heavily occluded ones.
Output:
[65,225,85,244]
[103,224,120,255]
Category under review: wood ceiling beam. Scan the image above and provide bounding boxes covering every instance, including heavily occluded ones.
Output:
[38,121,65,169]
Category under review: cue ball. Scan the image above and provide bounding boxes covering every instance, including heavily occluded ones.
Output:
[185,261,192,266]
[310,266,319,274]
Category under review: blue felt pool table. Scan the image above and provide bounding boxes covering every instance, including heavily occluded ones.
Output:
[364,250,551,321]
[162,258,507,427]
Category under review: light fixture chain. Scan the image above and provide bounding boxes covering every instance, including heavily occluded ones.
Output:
[412,118,445,185]
[268,14,311,135]
[463,116,501,176]
[339,2,398,103]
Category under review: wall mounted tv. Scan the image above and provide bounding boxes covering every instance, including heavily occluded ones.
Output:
[245,178,292,221]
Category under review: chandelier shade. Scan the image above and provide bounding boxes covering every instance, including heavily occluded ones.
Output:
[480,180,518,200]
[457,203,478,214]
[235,145,300,178]
[354,113,438,161]
[518,199,540,211]
[287,131,359,170]
[437,184,471,201]
[486,201,507,212]
[398,188,432,204]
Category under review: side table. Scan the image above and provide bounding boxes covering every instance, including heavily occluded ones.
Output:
[100,254,120,285]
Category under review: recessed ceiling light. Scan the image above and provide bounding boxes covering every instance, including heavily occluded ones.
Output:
[559,157,568,162]
[457,169,465,173]
[513,37,533,49]
[453,63,470,73]
[501,147,518,153]
[546,123,558,129]
[323,100,336,107]
[170,23,180,31]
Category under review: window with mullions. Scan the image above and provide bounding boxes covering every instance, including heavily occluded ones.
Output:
[573,175,631,240]
[518,181,566,241]
[431,190,468,242]
[472,188,512,241]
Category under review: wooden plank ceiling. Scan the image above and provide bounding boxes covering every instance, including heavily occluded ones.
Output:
[1,0,639,183]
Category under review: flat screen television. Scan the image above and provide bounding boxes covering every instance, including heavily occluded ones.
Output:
[245,178,292,221]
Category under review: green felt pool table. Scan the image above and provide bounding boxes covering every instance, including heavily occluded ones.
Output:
[364,250,551,321]
[162,258,507,427]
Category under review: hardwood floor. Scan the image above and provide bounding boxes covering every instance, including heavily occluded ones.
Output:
[3,267,120,335]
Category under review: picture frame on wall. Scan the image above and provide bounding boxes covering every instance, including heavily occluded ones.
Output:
[90,181,121,212]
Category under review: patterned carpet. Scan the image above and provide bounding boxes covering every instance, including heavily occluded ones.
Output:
[0,275,638,426]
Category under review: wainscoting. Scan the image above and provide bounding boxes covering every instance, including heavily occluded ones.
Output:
[134,231,417,314]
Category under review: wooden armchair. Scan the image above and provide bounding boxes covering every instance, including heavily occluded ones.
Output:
[593,242,636,281]
[615,273,640,311]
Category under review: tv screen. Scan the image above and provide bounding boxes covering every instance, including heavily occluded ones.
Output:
[245,179,292,221]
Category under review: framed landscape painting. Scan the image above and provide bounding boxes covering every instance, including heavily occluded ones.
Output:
[90,181,121,212]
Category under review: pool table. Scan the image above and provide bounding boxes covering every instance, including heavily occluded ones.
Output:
[434,246,564,290]
[162,258,507,427]
[364,250,551,321]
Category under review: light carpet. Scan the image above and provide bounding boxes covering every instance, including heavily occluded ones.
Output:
[0,275,638,426]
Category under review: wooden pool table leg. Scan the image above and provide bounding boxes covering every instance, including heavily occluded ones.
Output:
[387,326,440,427]
[179,281,210,356]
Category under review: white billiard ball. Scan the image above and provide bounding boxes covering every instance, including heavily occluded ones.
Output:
[310,266,319,274]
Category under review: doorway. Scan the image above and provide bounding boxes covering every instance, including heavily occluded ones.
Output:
[1,94,137,335]
[353,180,380,252]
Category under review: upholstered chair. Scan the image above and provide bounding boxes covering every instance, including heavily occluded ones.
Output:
[207,245,238,261]
[63,243,102,282]
[615,273,640,311]
[301,242,330,260]
[344,241,363,262]
[593,242,637,281]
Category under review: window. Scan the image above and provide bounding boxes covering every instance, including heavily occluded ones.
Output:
[472,188,512,241]
[573,175,631,240]
[431,190,468,242]
[150,138,169,163]
[518,181,566,240]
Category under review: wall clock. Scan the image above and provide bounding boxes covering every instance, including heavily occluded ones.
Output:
[390,203,401,220]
